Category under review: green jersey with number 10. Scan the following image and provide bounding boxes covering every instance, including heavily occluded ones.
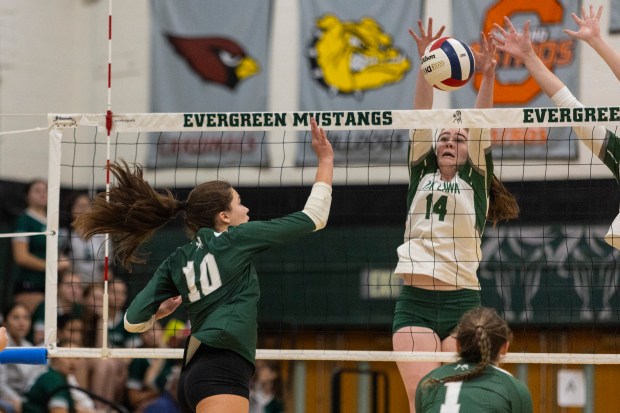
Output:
[125,211,316,365]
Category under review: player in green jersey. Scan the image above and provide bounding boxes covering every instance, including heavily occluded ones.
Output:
[416,307,533,413]
[74,118,333,413]
[492,10,620,249]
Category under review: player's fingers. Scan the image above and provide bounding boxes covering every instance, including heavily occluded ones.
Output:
[570,13,583,26]
[418,19,426,38]
[523,20,531,36]
[495,20,508,36]
[409,29,421,42]
[480,32,488,50]
[503,16,516,32]
[563,29,581,38]
[435,25,446,39]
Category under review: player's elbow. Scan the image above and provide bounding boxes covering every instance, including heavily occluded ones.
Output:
[124,313,155,333]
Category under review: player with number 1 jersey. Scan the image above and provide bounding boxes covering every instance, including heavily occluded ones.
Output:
[416,362,532,412]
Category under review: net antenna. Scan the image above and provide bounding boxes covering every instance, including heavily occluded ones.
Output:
[101,0,114,359]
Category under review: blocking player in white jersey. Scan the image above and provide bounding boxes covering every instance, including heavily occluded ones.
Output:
[416,307,533,413]
[492,10,620,250]
[392,18,520,413]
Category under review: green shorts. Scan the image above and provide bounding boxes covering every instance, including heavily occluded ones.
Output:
[392,286,481,341]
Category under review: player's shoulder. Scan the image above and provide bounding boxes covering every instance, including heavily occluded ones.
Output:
[490,365,529,390]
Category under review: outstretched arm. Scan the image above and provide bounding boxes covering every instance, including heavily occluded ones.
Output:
[492,18,564,97]
[564,5,620,82]
[304,118,333,231]
[409,18,445,110]
[469,33,495,171]
[408,18,445,166]
[492,17,606,159]
[473,32,497,109]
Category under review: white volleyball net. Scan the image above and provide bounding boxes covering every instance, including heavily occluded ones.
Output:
[0,109,619,411]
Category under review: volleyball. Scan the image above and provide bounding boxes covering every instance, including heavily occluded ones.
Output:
[421,37,475,91]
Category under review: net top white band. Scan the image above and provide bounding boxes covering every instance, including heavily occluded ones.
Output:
[47,347,620,365]
[47,107,620,132]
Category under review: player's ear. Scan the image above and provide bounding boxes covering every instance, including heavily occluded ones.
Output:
[500,340,509,355]
[218,210,231,225]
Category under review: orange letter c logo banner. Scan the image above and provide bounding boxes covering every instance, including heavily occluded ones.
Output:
[472,0,573,104]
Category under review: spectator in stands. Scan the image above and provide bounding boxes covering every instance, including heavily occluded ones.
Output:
[56,312,92,396]
[81,280,137,408]
[126,321,178,413]
[21,339,98,413]
[30,271,85,345]
[57,313,85,349]
[142,366,182,413]
[12,180,70,314]
[0,303,46,413]
[249,360,285,413]
[59,192,107,284]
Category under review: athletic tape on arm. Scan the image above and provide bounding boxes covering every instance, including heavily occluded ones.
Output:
[124,312,156,333]
[302,182,332,231]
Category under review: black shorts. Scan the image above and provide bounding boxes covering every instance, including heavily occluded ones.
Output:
[177,343,254,413]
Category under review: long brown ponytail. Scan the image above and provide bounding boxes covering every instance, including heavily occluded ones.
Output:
[488,175,519,226]
[74,161,186,269]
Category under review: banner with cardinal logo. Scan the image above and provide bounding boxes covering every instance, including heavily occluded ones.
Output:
[451,0,580,160]
[148,0,271,168]
[297,0,422,166]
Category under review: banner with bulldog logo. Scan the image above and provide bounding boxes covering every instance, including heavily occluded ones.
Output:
[148,0,271,168]
[297,0,422,166]
[452,0,580,160]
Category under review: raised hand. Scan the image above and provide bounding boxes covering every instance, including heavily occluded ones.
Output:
[310,117,333,164]
[564,5,603,44]
[491,17,535,62]
[473,32,497,77]
[409,18,446,58]
[310,117,334,186]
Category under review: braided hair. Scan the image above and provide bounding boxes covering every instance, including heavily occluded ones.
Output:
[423,307,512,386]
